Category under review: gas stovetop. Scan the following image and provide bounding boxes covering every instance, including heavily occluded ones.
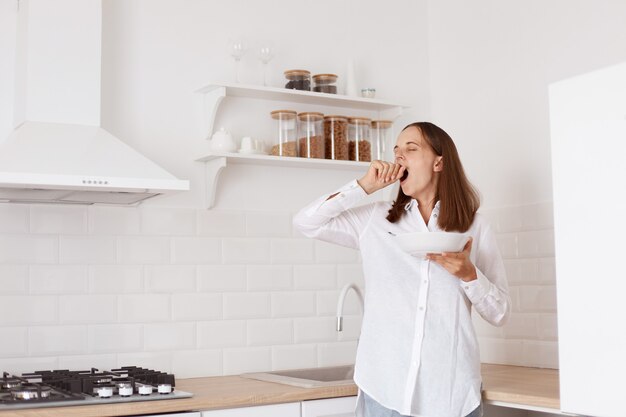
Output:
[0,366,192,410]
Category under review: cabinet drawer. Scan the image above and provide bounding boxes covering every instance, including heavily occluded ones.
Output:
[301,396,357,417]
[202,402,300,417]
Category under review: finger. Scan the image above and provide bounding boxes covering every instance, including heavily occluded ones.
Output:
[390,164,402,180]
[395,165,406,180]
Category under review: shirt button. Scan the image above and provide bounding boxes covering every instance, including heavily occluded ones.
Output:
[419,306,424,311]
[423,280,427,284]
[464,285,470,290]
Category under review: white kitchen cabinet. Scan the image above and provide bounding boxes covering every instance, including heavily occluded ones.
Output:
[550,62,626,417]
[301,396,357,417]
[201,402,300,417]
[194,83,409,208]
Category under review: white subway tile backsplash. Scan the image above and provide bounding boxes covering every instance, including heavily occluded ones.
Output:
[172,349,222,378]
[172,294,222,321]
[294,265,336,290]
[536,314,559,340]
[337,264,365,289]
[118,294,170,322]
[316,291,340,316]
[30,205,88,234]
[495,233,517,259]
[538,257,556,283]
[88,324,143,353]
[198,265,247,292]
[116,352,172,372]
[223,239,270,264]
[223,347,271,374]
[519,286,557,312]
[198,211,246,237]
[223,293,271,319]
[522,202,554,230]
[502,314,537,339]
[272,344,317,370]
[271,239,315,264]
[59,295,117,324]
[522,340,559,368]
[247,266,292,291]
[477,338,524,366]
[89,265,143,293]
[294,317,337,344]
[0,296,57,325]
[272,292,316,318]
[247,319,293,346]
[0,327,27,357]
[0,201,559,375]
[172,237,221,264]
[198,320,246,349]
[144,323,195,351]
[58,354,118,371]
[518,230,555,257]
[0,204,29,233]
[29,265,88,294]
[246,212,292,237]
[140,207,196,235]
[315,241,359,263]
[60,236,116,264]
[145,265,196,292]
[29,326,87,355]
[118,236,170,264]
[0,357,59,375]
[317,341,357,366]
[89,206,140,235]
[0,235,58,264]
[0,265,28,294]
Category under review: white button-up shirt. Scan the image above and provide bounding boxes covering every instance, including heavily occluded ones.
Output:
[293,180,511,417]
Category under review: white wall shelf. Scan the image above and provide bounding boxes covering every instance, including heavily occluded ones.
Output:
[195,82,408,209]
[195,151,368,208]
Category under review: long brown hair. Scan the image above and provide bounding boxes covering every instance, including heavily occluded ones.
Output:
[386,122,480,232]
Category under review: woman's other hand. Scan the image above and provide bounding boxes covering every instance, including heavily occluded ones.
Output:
[357,160,405,195]
[426,237,478,282]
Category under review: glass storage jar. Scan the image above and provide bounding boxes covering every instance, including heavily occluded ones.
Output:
[270,110,298,157]
[348,117,372,162]
[312,74,338,94]
[284,69,311,91]
[371,120,393,160]
[323,115,349,160]
[297,112,325,159]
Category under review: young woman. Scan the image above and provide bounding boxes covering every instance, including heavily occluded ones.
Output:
[293,122,510,417]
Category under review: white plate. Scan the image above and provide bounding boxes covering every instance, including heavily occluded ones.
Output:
[394,231,469,256]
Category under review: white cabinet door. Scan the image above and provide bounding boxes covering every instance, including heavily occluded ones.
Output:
[301,396,357,417]
[550,61,626,417]
[202,402,300,417]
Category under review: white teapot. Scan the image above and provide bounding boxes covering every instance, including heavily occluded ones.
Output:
[209,127,237,152]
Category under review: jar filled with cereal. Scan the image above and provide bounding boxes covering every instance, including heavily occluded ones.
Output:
[297,112,325,159]
[371,120,393,161]
[270,110,298,157]
[348,117,372,162]
[284,69,311,91]
[323,115,349,160]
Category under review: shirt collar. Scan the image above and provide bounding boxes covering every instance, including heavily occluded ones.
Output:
[404,199,441,212]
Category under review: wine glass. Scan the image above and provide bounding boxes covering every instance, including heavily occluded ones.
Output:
[258,42,274,86]
[230,39,247,83]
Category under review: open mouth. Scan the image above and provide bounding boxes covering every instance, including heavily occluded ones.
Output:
[400,169,409,183]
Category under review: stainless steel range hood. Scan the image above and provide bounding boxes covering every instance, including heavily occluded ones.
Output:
[0,0,189,205]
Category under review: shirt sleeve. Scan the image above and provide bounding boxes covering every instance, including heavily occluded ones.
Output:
[461,220,511,327]
[292,179,375,249]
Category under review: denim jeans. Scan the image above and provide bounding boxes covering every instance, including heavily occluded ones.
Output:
[362,391,483,417]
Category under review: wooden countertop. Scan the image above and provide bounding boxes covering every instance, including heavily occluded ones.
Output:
[0,364,559,417]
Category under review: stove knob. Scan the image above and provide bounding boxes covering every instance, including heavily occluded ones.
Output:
[117,383,133,397]
[97,386,113,398]
[157,383,172,394]
[138,384,153,395]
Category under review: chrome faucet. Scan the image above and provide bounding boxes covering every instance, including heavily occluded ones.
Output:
[336,283,364,331]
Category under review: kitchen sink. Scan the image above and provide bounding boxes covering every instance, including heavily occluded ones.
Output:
[241,364,355,388]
